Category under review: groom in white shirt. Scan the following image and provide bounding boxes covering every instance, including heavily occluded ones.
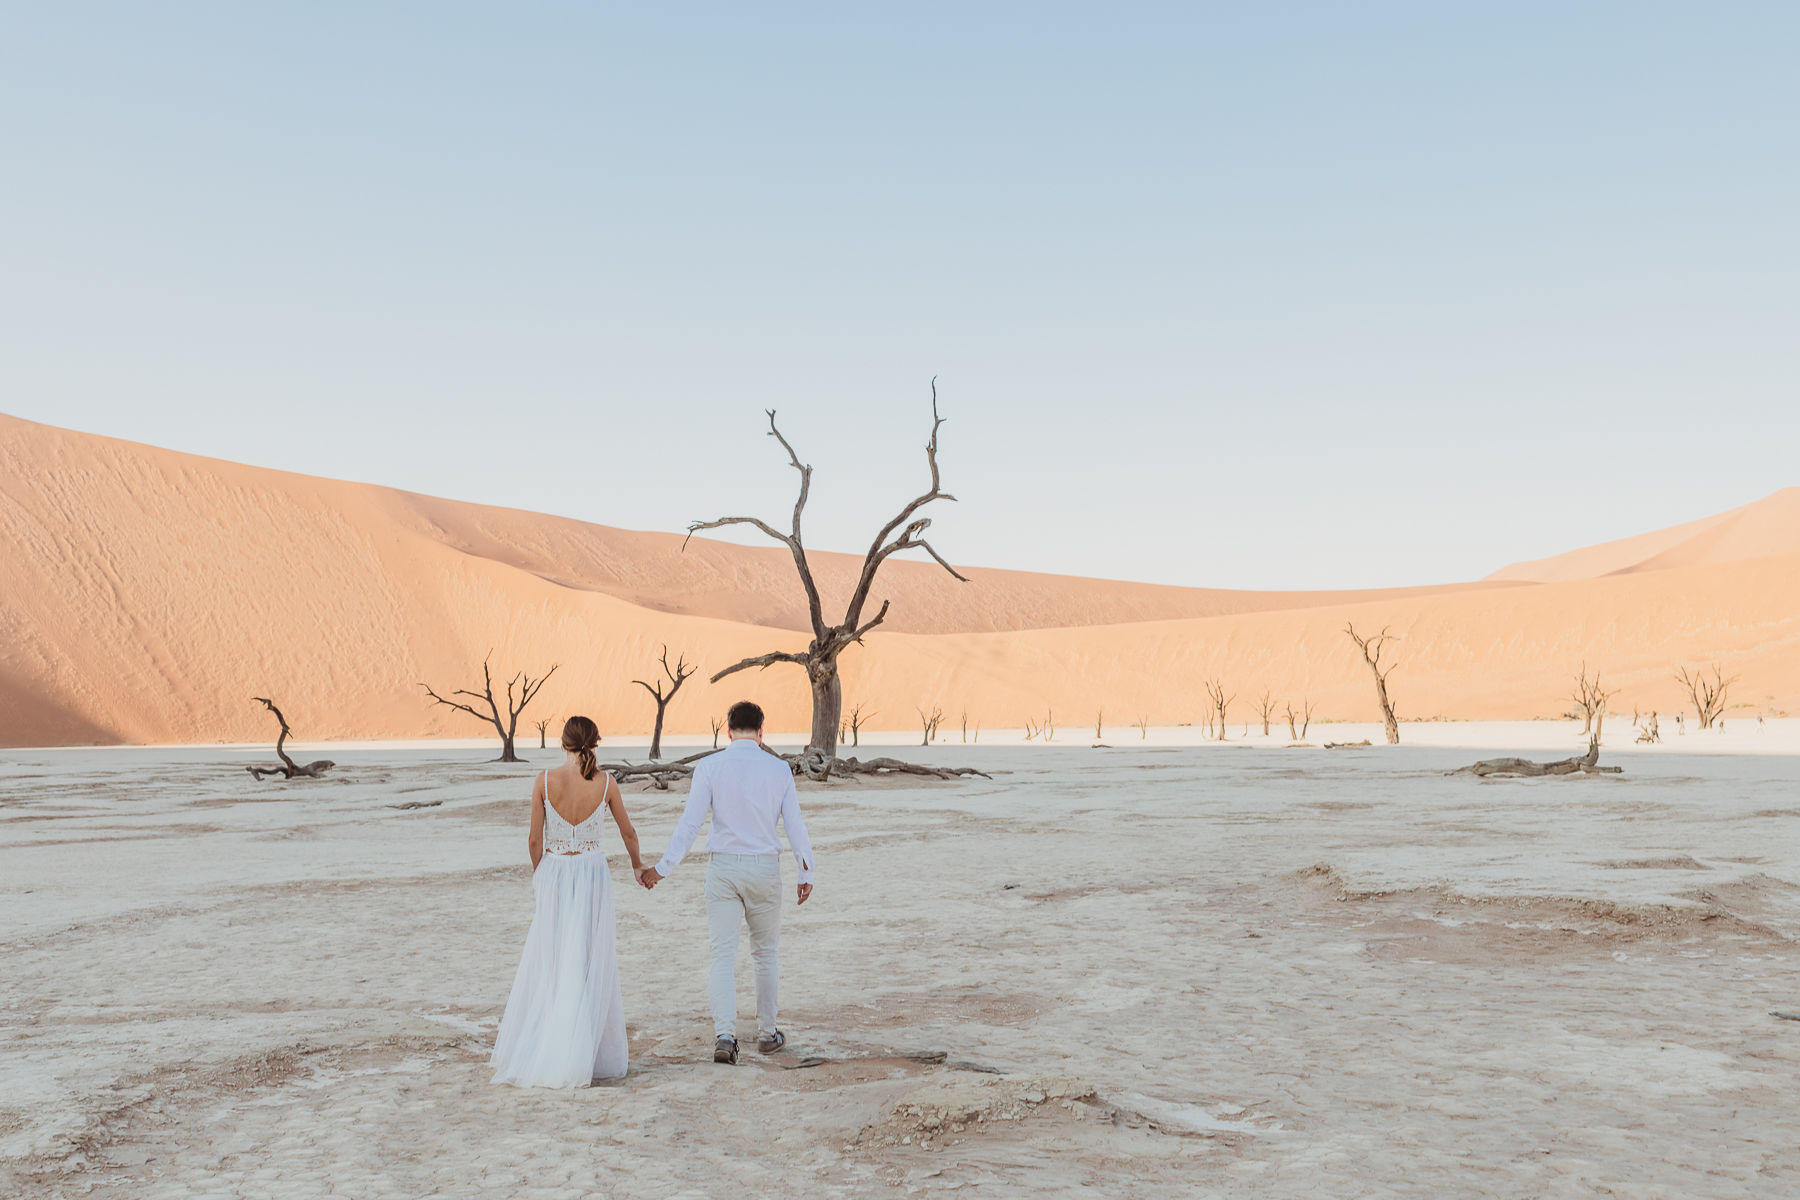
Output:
[638,700,814,1065]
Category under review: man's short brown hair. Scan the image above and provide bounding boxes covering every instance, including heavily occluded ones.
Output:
[727,701,765,732]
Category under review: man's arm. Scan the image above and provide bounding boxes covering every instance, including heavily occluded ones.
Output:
[779,774,814,903]
[642,768,713,886]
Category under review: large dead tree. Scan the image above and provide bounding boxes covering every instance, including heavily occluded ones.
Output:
[634,646,697,760]
[687,386,967,769]
[421,655,557,763]
[1675,664,1738,730]
[247,698,335,780]
[1345,624,1400,744]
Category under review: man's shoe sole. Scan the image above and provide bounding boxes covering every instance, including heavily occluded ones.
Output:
[758,1032,786,1054]
[714,1042,737,1065]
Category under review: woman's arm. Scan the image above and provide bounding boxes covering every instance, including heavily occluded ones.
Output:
[527,773,545,870]
[606,775,646,877]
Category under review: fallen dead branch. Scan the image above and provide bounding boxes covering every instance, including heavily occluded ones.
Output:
[599,744,988,789]
[1445,738,1623,777]
[1323,740,1371,749]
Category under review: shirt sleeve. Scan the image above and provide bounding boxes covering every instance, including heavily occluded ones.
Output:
[654,765,713,877]
[778,772,814,884]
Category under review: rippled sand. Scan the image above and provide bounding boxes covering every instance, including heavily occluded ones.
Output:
[4,736,1798,1198]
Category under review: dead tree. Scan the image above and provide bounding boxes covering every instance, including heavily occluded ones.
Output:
[688,384,967,775]
[1203,680,1233,741]
[918,705,943,745]
[1675,665,1738,730]
[421,655,557,763]
[1094,710,1104,740]
[247,698,335,780]
[1447,738,1622,777]
[1135,714,1150,739]
[710,717,722,749]
[1570,663,1607,734]
[1284,702,1298,740]
[1041,709,1056,742]
[633,645,697,760]
[1301,698,1314,739]
[1636,712,1661,744]
[1345,624,1400,744]
[1255,690,1276,736]
[533,716,553,749]
[845,703,875,748]
[960,710,969,743]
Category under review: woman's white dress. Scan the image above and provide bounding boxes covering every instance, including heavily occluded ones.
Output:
[490,771,628,1086]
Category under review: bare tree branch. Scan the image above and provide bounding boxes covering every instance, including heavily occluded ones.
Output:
[710,649,812,684]
[420,653,557,762]
[684,409,827,639]
[634,646,697,759]
[248,697,334,780]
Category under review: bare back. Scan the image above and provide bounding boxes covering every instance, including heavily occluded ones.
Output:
[540,763,613,827]
[536,764,621,857]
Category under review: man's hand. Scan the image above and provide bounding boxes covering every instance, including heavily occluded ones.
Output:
[637,866,662,889]
[796,882,812,906]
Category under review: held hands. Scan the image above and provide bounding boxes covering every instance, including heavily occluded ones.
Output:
[636,866,662,890]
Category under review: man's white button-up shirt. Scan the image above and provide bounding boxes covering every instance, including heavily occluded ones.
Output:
[653,738,814,882]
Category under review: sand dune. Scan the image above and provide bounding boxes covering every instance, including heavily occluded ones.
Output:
[1,412,1795,747]
[1485,487,1800,582]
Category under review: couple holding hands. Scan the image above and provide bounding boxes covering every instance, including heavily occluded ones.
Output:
[489,701,814,1087]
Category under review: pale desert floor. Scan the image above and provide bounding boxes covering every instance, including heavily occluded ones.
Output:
[3,732,1798,1198]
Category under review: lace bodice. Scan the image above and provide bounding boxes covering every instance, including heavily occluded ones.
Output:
[542,770,610,855]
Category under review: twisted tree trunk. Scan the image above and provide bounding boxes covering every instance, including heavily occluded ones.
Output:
[1346,624,1401,745]
[689,382,967,774]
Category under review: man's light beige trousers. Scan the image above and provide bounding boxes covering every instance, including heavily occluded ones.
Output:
[705,853,782,1041]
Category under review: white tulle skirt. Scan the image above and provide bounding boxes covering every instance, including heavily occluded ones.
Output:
[490,851,628,1087]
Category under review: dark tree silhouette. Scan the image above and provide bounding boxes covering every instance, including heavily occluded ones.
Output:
[1674,664,1738,730]
[1203,680,1233,742]
[247,698,334,780]
[634,646,697,760]
[687,384,966,768]
[421,655,557,762]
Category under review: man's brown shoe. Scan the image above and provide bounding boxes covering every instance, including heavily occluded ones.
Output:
[757,1030,785,1054]
[714,1037,738,1065]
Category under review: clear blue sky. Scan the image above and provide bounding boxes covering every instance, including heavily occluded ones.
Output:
[3,4,1796,590]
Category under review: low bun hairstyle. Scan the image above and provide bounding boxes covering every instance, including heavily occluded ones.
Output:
[561,715,601,781]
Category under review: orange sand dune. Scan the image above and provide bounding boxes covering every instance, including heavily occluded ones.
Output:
[1486,488,1800,582]
[2,413,1795,747]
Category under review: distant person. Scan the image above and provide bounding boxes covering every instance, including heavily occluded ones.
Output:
[639,700,814,1065]
[1676,714,1685,735]
[491,716,648,1087]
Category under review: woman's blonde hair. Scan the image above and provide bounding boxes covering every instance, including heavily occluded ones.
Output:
[561,715,601,781]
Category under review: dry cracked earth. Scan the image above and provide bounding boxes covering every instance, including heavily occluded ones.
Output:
[3,742,1799,1198]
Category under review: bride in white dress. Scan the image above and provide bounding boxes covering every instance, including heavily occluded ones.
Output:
[491,716,647,1087]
